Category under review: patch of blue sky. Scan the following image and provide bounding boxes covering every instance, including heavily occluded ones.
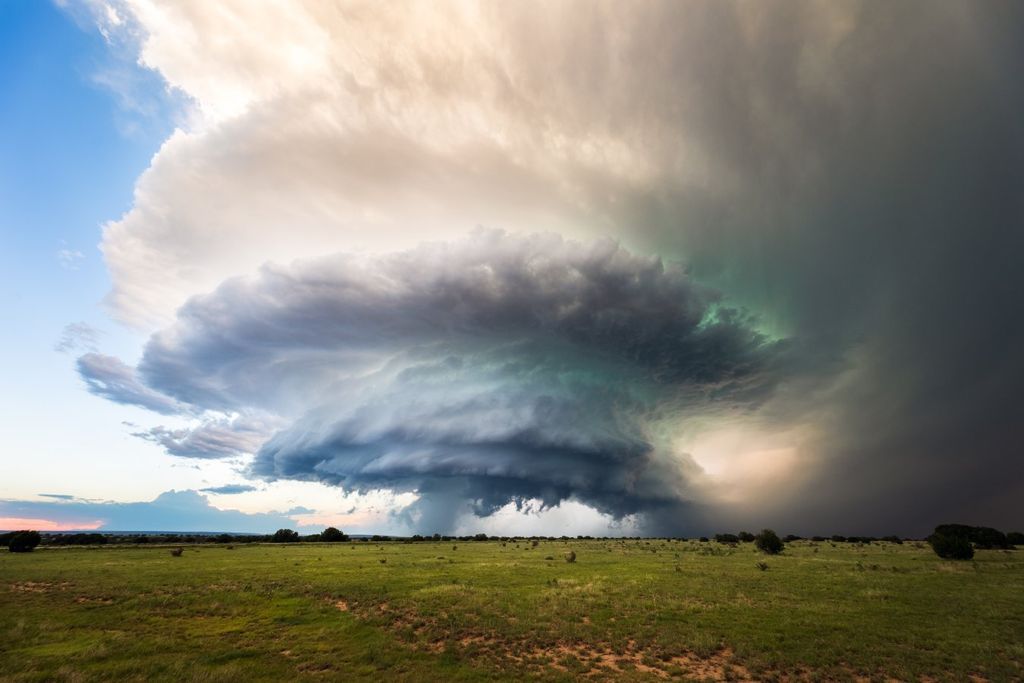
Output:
[0,0,182,501]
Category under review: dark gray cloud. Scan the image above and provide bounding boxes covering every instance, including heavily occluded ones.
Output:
[615,2,1024,534]
[88,232,784,533]
[0,490,298,533]
[77,353,187,416]
[200,484,258,495]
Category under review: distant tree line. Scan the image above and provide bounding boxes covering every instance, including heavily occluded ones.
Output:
[4,524,1022,554]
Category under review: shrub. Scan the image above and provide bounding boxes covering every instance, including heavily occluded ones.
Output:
[8,530,41,553]
[755,561,769,571]
[565,550,576,563]
[714,533,739,545]
[754,529,784,555]
[934,524,1009,549]
[1008,531,1024,546]
[321,527,349,542]
[170,547,184,557]
[783,534,802,542]
[737,531,755,543]
[271,528,299,543]
[928,532,974,560]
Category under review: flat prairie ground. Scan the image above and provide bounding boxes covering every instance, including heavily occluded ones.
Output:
[1,539,1022,682]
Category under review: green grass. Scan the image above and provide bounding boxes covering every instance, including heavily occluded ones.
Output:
[1,540,1022,681]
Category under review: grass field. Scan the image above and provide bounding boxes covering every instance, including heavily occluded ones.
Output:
[2,539,1022,681]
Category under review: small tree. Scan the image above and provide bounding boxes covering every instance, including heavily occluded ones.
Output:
[8,530,41,553]
[928,532,974,560]
[755,529,784,555]
[321,527,348,542]
[271,528,299,543]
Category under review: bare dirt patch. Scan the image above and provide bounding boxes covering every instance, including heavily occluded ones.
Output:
[321,595,957,681]
[324,595,753,680]
[511,642,753,680]
[74,596,114,605]
[10,581,72,593]
[296,661,334,675]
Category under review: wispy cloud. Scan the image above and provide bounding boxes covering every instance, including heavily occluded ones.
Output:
[199,484,258,495]
[77,353,188,415]
[132,414,277,459]
[57,244,85,270]
[55,322,101,354]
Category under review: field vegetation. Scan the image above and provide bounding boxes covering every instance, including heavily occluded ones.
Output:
[2,535,1022,681]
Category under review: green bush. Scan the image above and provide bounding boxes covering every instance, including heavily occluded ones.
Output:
[928,532,974,560]
[754,529,784,555]
[8,530,41,553]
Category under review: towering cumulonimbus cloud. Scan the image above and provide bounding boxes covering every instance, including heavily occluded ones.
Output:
[80,231,786,532]
[76,0,1024,534]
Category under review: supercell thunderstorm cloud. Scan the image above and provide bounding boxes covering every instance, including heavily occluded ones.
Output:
[87,232,786,533]
[67,0,1023,535]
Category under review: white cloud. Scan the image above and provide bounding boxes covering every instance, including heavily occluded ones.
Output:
[57,247,85,270]
[96,0,875,328]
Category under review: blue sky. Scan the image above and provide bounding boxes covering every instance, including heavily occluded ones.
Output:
[0,0,187,526]
[0,0,159,490]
